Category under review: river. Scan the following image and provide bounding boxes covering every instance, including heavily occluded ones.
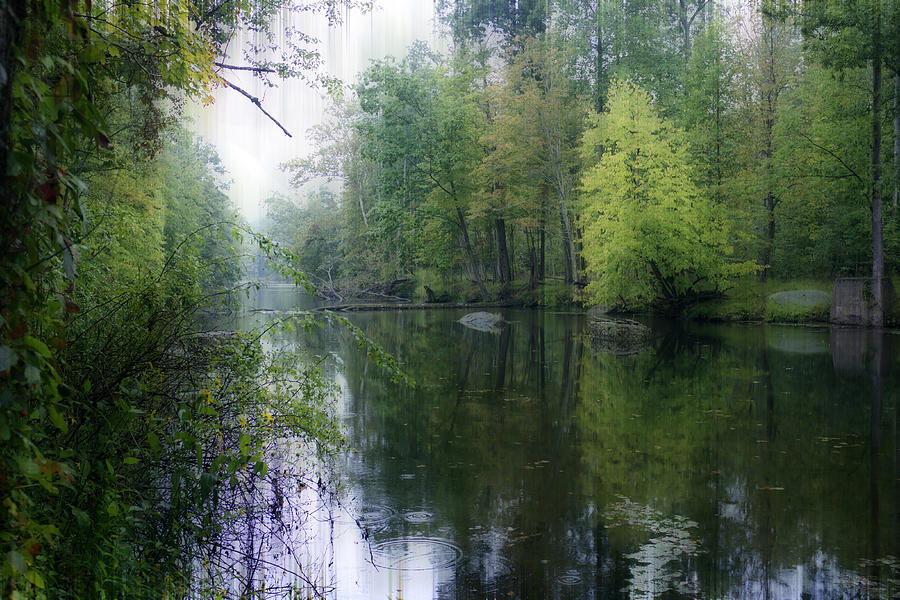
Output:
[232,284,899,599]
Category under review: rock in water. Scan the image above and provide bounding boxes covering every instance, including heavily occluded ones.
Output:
[458,311,505,333]
[587,317,651,355]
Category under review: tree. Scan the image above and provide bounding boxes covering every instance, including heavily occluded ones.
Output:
[580,80,749,308]
[436,0,549,44]
[773,0,900,324]
[487,39,587,286]
[0,1,369,595]
[731,6,800,279]
[679,20,738,205]
[351,45,492,298]
[552,0,688,112]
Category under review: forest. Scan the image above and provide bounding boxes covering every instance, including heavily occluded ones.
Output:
[275,0,900,321]
[0,0,898,599]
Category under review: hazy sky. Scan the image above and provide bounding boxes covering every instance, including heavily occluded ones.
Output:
[189,1,446,223]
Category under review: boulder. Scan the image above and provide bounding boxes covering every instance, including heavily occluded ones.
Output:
[458,311,505,333]
[587,317,651,355]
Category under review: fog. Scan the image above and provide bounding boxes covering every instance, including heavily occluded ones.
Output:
[188,1,446,223]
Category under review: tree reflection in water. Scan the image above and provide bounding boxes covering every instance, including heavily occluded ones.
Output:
[234,302,899,599]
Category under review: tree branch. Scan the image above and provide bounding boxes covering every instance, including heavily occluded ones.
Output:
[796,130,863,185]
[215,62,277,73]
[221,78,293,137]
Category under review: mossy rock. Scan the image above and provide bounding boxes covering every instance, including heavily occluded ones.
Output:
[765,290,831,323]
[587,317,651,355]
[458,311,505,333]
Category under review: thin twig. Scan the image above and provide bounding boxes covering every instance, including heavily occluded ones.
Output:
[215,62,278,73]
[221,78,293,138]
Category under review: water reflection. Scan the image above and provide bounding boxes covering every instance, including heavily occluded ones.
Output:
[233,294,899,598]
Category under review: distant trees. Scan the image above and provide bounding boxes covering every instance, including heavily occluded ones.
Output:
[278,0,899,312]
[773,0,900,323]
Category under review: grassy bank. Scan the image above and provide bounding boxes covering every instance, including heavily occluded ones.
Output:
[389,273,900,326]
[686,276,900,325]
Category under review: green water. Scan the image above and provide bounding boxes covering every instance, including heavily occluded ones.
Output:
[238,292,900,598]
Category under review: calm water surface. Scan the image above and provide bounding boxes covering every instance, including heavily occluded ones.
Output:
[238,286,899,599]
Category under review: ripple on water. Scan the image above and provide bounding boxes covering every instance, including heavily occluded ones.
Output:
[556,570,583,586]
[358,505,394,529]
[403,510,433,524]
[371,537,463,571]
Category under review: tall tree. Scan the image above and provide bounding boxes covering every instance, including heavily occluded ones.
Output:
[733,6,800,280]
[776,0,900,324]
[489,39,586,285]
[680,19,738,205]
[436,0,549,44]
[580,79,749,308]
[553,0,687,112]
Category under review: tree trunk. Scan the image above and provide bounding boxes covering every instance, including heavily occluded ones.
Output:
[558,196,580,285]
[495,217,511,284]
[457,206,489,301]
[679,0,691,58]
[758,15,780,283]
[760,194,776,282]
[893,70,898,210]
[871,8,884,327]
[1,0,25,205]
[528,229,537,290]
[594,3,605,111]
[539,186,547,282]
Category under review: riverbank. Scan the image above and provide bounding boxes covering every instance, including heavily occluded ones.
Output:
[303,276,900,326]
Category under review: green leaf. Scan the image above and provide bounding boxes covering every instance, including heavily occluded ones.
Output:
[24,568,45,589]
[0,346,17,371]
[47,405,68,433]
[24,365,41,386]
[23,335,51,358]
[72,508,90,527]
[123,456,140,465]
[6,550,26,573]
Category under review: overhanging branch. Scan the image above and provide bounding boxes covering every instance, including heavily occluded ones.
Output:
[215,62,277,73]
[221,78,293,138]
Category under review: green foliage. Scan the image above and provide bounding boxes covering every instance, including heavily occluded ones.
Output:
[436,0,548,43]
[580,79,752,309]
[0,1,368,598]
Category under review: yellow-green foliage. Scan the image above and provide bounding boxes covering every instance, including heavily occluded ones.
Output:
[580,80,753,309]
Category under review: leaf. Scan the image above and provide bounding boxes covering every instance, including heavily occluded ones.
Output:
[0,346,17,371]
[47,405,68,433]
[123,457,140,465]
[6,550,26,573]
[24,568,45,589]
[24,365,41,386]
[72,508,90,527]
[23,335,51,358]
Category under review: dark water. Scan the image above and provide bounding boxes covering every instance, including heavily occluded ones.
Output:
[237,290,900,599]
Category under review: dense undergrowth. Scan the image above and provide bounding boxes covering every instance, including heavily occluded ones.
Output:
[0,2,375,599]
